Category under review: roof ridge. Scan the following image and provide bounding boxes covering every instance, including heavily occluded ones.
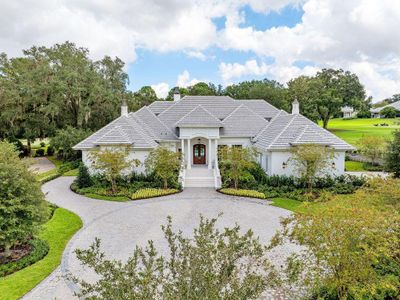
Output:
[174,104,222,126]
[253,110,286,142]
[266,114,297,149]
[124,117,157,147]
[292,123,309,144]
[222,104,267,124]
[138,106,178,138]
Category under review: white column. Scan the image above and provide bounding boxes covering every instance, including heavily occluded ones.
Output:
[214,139,218,168]
[187,139,191,169]
[181,139,185,167]
[208,139,212,169]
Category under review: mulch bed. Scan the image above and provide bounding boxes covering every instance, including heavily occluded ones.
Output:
[0,242,32,265]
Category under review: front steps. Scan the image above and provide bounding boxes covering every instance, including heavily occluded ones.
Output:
[184,167,215,188]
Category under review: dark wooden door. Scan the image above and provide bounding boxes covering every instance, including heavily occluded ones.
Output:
[193,144,206,164]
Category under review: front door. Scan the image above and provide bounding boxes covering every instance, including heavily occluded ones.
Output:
[193,144,206,164]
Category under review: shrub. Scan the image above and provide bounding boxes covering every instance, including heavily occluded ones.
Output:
[0,142,48,257]
[76,163,92,188]
[34,148,45,157]
[0,239,49,277]
[219,188,266,199]
[73,216,278,299]
[380,106,399,118]
[131,188,179,200]
[6,137,24,157]
[58,160,80,174]
[46,145,54,156]
[40,142,46,148]
[385,130,400,177]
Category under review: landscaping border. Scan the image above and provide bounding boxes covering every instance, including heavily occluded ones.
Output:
[217,188,266,199]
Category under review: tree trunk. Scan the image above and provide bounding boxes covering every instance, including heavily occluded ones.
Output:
[163,178,168,190]
[234,178,238,189]
[322,117,329,129]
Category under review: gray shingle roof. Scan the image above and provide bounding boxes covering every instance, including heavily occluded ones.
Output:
[221,105,268,136]
[175,105,223,127]
[371,100,400,113]
[74,95,353,152]
[254,113,354,150]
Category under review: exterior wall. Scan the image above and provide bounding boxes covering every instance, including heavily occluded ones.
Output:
[82,147,151,175]
[179,127,219,139]
[218,137,252,147]
[268,150,346,177]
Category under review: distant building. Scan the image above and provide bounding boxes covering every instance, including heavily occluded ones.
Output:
[341,106,357,119]
[370,100,400,118]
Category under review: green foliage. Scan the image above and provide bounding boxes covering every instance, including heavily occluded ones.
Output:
[90,147,140,193]
[357,135,387,165]
[127,86,158,111]
[290,144,334,193]
[76,163,92,188]
[145,147,181,189]
[0,142,47,257]
[34,148,45,157]
[219,188,266,199]
[271,180,400,299]
[131,188,179,200]
[46,145,54,156]
[219,146,257,189]
[73,216,278,299]
[0,208,82,300]
[0,239,49,277]
[50,126,90,161]
[385,130,400,177]
[380,106,399,118]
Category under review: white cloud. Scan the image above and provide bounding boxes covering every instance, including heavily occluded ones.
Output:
[219,59,318,85]
[176,70,203,87]
[185,50,207,61]
[151,82,170,98]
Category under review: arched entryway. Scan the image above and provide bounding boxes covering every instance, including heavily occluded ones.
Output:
[193,144,206,164]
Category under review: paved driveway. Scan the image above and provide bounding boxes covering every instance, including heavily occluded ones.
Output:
[24,177,295,300]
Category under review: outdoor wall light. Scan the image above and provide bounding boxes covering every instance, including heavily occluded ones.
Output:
[282,162,287,169]
[331,162,336,169]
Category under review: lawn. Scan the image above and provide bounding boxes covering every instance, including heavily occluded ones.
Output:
[321,118,400,145]
[270,198,304,212]
[345,161,366,171]
[0,208,82,300]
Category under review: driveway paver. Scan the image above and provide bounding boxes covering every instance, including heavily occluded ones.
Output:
[24,177,296,300]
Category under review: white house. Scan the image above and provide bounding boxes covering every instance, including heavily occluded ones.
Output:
[73,91,354,188]
[341,106,357,119]
[370,100,400,118]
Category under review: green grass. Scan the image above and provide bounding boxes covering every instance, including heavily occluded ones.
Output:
[0,208,82,300]
[63,168,78,176]
[35,168,59,182]
[46,156,63,167]
[270,198,304,212]
[321,118,399,145]
[345,161,366,171]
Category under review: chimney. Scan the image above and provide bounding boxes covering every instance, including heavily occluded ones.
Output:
[121,99,128,117]
[292,99,299,114]
[173,87,181,101]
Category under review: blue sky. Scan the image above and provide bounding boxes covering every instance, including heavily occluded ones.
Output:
[2,0,399,101]
[128,5,305,94]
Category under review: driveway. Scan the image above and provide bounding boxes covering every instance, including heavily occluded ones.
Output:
[29,157,56,174]
[24,177,295,300]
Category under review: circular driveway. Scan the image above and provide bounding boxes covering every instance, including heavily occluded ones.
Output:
[25,177,295,300]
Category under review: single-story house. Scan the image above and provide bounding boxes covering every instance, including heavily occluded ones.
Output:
[73,90,354,188]
[341,106,357,119]
[371,100,400,118]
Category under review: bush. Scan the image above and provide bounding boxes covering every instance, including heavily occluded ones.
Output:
[40,142,46,148]
[0,142,48,257]
[385,130,400,177]
[58,160,80,174]
[76,163,92,188]
[0,239,49,277]
[6,137,24,157]
[131,188,179,200]
[34,148,45,157]
[219,188,266,199]
[380,106,399,118]
[46,145,54,156]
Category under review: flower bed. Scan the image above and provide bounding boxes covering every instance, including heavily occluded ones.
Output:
[131,188,180,200]
[218,188,266,199]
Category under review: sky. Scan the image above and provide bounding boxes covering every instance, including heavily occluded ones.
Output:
[1,0,400,101]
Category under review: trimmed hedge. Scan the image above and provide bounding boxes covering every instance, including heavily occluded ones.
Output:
[131,188,179,200]
[0,239,49,277]
[219,188,266,199]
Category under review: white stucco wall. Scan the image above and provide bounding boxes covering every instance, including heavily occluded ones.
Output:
[268,150,346,177]
[82,147,151,175]
[218,137,252,147]
[179,127,219,139]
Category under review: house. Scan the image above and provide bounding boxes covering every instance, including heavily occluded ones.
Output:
[371,100,400,118]
[73,90,354,188]
[341,106,357,119]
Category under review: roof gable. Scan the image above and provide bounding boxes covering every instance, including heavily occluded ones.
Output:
[175,105,223,127]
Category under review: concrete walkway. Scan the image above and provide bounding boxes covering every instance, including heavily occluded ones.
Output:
[24,177,295,300]
[29,157,56,174]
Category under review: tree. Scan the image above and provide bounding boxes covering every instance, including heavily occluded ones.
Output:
[385,130,400,177]
[219,147,257,189]
[270,180,400,299]
[73,215,278,299]
[380,106,399,118]
[50,126,90,161]
[290,144,334,193]
[128,86,158,112]
[76,163,93,188]
[357,135,386,165]
[144,147,181,189]
[0,142,47,258]
[289,69,367,128]
[187,82,217,96]
[165,86,188,101]
[90,147,139,193]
